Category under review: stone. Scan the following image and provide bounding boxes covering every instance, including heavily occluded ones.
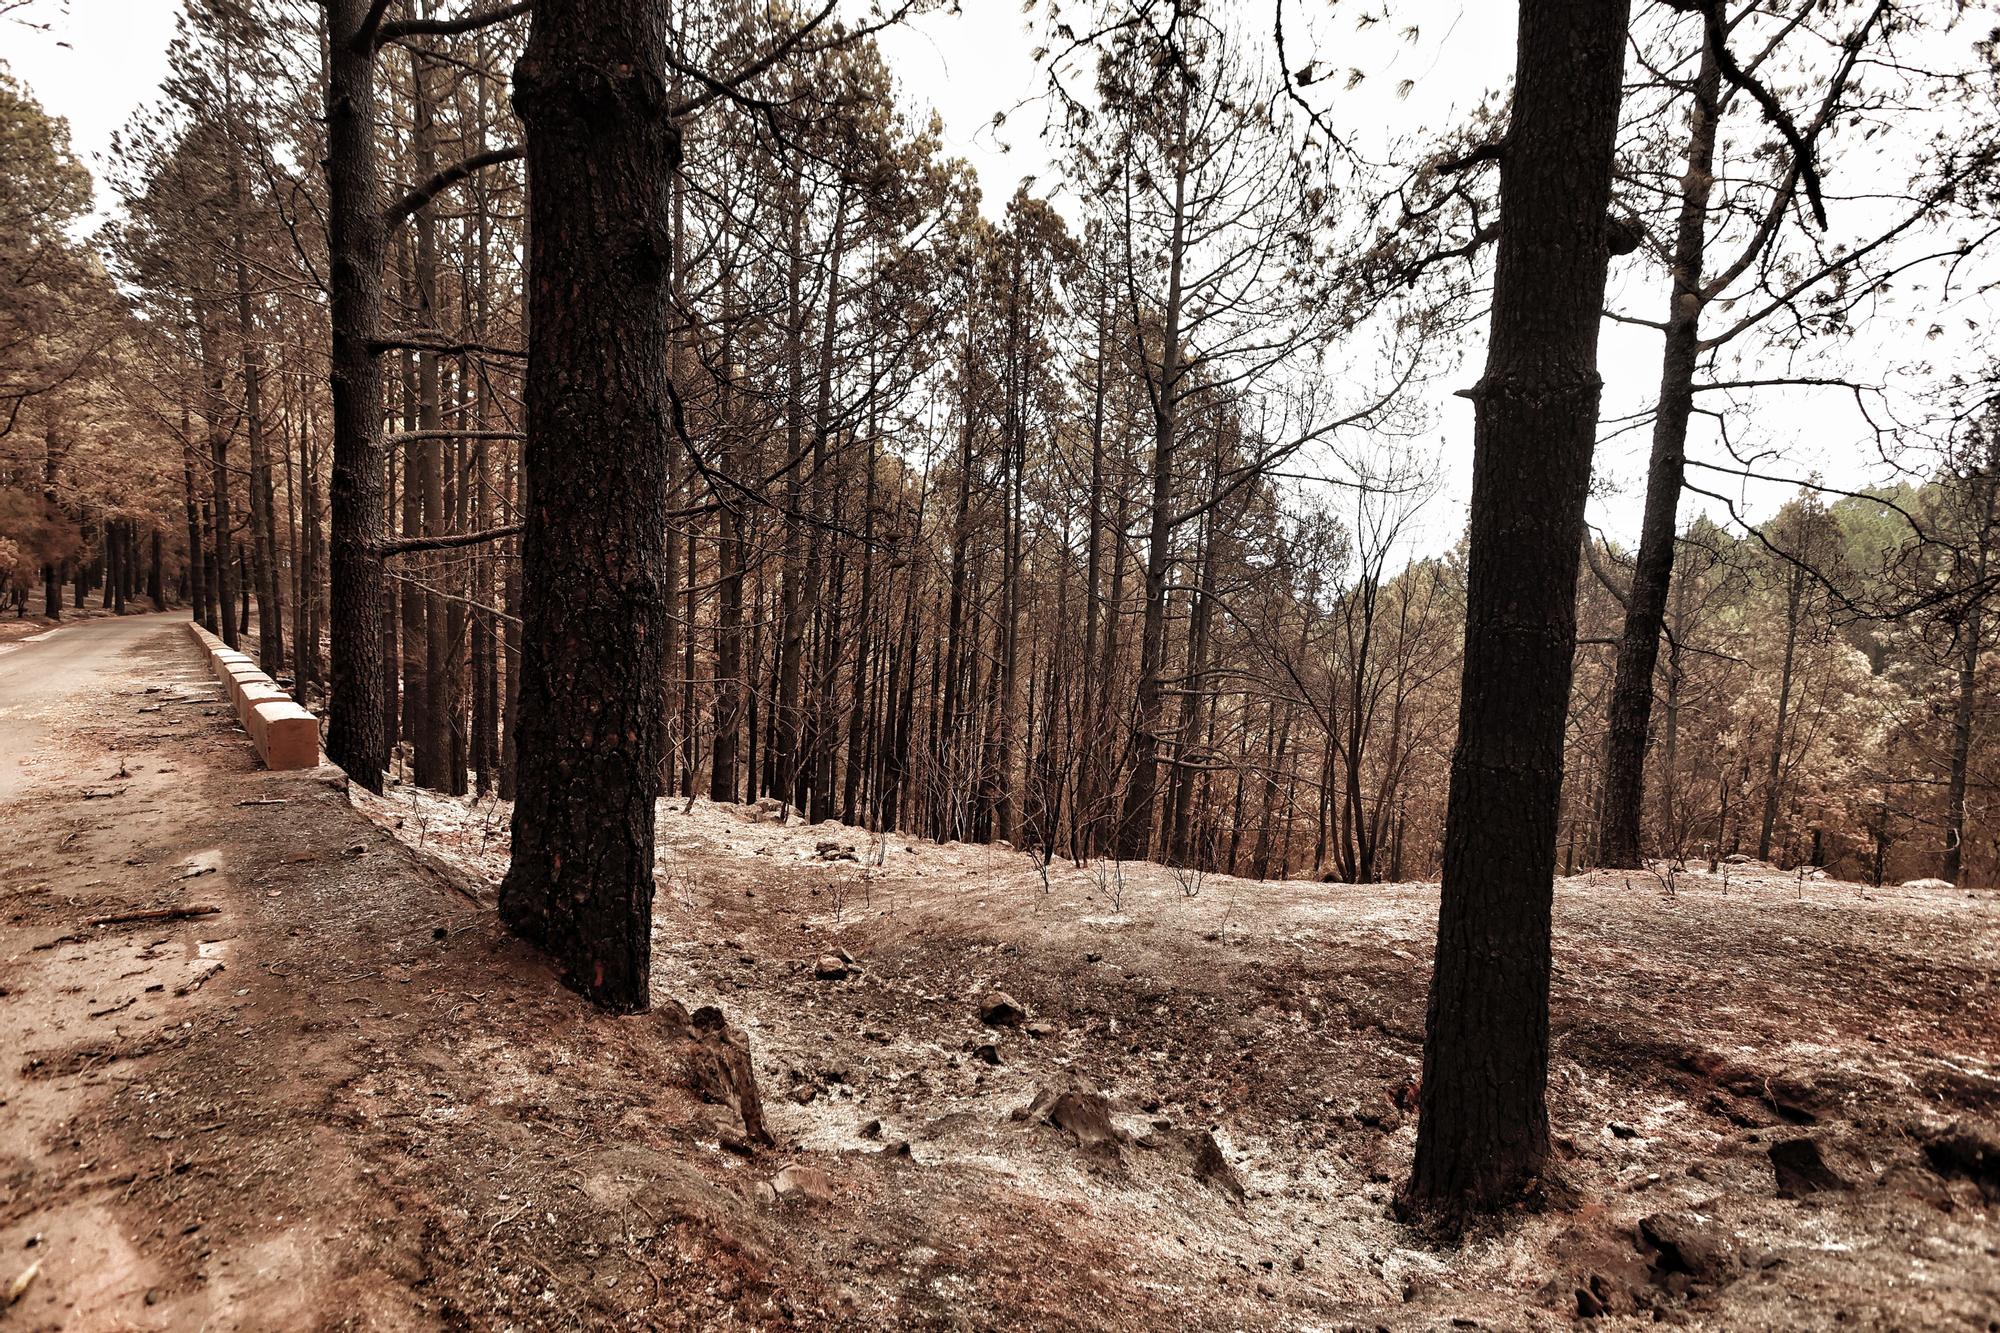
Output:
[973,1042,1001,1066]
[771,1164,836,1203]
[1638,1211,1738,1287]
[1768,1138,1849,1198]
[977,991,1026,1026]
[659,999,774,1149]
[1192,1130,1246,1202]
[1879,1163,1955,1210]
[1023,1087,1125,1165]
[695,1104,752,1154]
[815,955,852,981]
[1922,1124,2000,1203]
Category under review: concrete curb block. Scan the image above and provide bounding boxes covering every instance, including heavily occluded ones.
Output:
[186,620,322,771]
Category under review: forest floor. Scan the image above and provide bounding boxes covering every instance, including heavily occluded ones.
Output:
[3,614,1998,1331]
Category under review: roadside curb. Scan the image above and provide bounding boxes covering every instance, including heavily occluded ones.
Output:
[185,620,321,769]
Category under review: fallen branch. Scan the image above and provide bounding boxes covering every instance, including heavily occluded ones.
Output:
[90,905,222,927]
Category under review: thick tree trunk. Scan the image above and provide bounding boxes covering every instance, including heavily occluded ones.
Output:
[324,0,390,792]
[1407,0,1632,1217]
[1597,31,1720,869]
[499,0,675,1013]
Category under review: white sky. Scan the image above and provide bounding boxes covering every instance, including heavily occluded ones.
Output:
[5,0,1993,560]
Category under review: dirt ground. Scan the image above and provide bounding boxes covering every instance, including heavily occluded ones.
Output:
[0,607,119,650]
[3,616,1998,1331]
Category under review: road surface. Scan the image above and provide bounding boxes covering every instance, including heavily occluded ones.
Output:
[0,611,183,801]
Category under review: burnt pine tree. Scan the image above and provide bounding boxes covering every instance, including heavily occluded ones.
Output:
[1406,0,1634,1216]
[497,0,676,1013]
[1595,0,1928,868]
[322,0,394,790]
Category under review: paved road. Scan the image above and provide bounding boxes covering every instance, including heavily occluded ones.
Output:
[0,611,184,801]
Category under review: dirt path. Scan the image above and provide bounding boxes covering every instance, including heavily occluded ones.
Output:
[3,615,1997,1331]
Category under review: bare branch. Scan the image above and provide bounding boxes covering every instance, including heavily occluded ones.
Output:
[384,146,523,230]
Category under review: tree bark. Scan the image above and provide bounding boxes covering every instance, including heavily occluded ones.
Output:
[181,408,206,624]
[498,0,676,1013]
[1407,0,1632,1218]
[1597,28,1721,869]
[198,310,239,649]
[1758,560,1805,861]
[1942,474,1991,884]
[1114,143,1189,864]
[324,0,391,791]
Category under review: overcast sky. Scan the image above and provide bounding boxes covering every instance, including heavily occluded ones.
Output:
[5,0,1993,561]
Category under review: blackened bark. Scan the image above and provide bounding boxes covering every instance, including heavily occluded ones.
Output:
[149,529,166,610]
[199,312,239,649]
[1597,29,1721,869]
[1407,0,1632,1217]
[1757,560,1805,861]
[412,48,455,794]
[181,426,205,623]
[1944,572,1984,885]
[499,0,676,1013]
[324,0,391,792]
[711,360,745,805]
[106,522,124,613]
[233,152,285,674]
[1115,139,1190,865]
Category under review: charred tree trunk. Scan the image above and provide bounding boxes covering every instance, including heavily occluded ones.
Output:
[1114,163,1187,865]
[232,149,285,674]
[1758,560,1805,862]
[499,0,676,1013]
[1407,0,1632,1218]
[711,361,745,805]
[413,49,454,794]
[149,529,166,609]
[198,311,239,649]
[181,414,207,625]
[1943,477,1991,884]
[1597,30,1720,869]
[324,0,390,791]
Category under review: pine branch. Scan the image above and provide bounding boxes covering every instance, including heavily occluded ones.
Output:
[376,0,529,46]
[384,146,523,229]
